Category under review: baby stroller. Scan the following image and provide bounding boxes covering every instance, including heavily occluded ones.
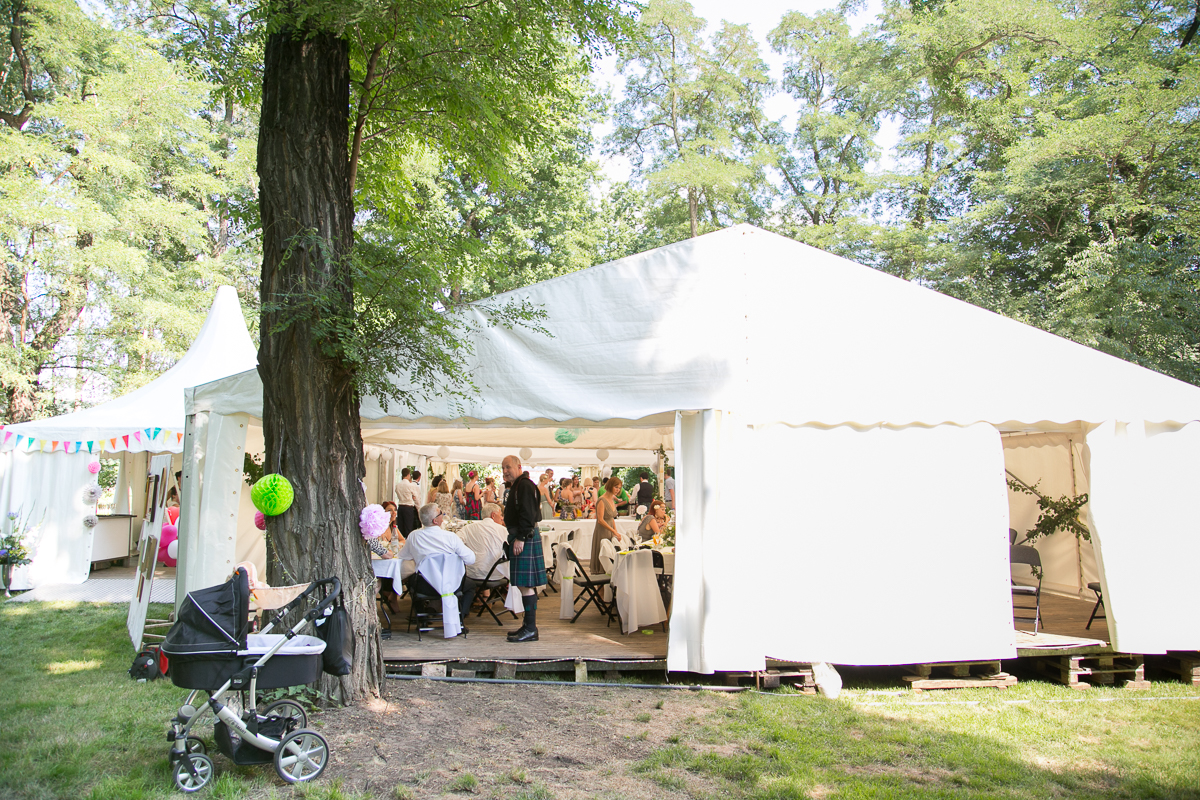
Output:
[161,566,343,792]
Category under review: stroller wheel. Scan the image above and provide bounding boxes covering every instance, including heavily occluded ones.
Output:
[172,752,215,793]
[273,729,329,784]
[185,736,206,755]
[261,699,307,729]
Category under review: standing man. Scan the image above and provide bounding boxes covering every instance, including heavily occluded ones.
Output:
[502,454,545,642]
[635,471,654,509]
[664,468,675,511]
[394,467,420,537]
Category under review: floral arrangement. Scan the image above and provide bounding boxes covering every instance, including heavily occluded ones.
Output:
[660,521,676,548]
[1,510,38,567]
[359,504,389,540]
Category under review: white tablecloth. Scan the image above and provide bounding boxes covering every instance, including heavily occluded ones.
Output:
[372,558,415,581]
[538,518,640,564]
[611,549,668,634]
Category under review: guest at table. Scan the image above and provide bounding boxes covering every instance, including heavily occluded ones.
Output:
[502,455,546,643]
[393,467,420,536]
[435,478,455,519]
[458,503,509,605]
[462,471,483,520]
[482,476,499,506]
[592,476,623,568]
[637,500,668,542]
[381,500,404,548]
[371,502,404,614]
[397,503,477,632]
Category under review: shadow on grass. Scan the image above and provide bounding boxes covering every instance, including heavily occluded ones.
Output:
[633,687,1200,799]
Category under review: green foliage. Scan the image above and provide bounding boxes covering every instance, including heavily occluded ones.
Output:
[0,1,260,423]
[608,0,774,239]
[242,451,264,486]
[1007,477,1091,545]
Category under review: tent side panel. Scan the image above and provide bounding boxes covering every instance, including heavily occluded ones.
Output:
[1085,421,1200,653]
[177,411,248,603]
[667,410,725,674]
[746,422,1016,665]
[0,450,92,588]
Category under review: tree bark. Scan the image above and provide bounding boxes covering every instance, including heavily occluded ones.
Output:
[257,28,382,703]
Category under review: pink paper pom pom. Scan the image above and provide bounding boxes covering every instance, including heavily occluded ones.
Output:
[254,511,267,531]
[360,504,389,540]
[87,461,101,474]
[158,523,178,567]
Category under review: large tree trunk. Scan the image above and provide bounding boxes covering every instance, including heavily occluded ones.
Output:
[257,28,382,702]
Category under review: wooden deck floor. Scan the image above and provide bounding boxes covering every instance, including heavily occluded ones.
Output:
[379,587,1112,666]
[378,589,668,665]
[1018,590,1109,646]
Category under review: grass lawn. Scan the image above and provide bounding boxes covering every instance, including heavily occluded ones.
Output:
[3,600,1200,799]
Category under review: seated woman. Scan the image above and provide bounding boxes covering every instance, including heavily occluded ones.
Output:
[637,500,669,543]
[371,501,403,613]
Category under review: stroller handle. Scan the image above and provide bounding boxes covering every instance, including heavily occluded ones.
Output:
[274,576,341,620]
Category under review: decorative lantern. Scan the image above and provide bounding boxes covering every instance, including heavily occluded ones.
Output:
[251,474,294,516]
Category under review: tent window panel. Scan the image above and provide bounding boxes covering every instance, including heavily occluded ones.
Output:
[97,458,121,514]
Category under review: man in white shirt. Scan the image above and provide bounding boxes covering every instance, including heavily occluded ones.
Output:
[397,503,477,630]
[393,467,420,536]
[457,503,508,582]
[664,470,675,511]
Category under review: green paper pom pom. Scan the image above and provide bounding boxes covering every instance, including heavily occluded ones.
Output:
[251,474,294,516]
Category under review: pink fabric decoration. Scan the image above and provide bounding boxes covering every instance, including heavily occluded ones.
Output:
[158,523,179,567]
[360,504,389,539]
[254,511,267,530]
[87,461,101,474]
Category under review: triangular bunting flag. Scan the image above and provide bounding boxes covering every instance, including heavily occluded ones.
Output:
[120,435,129,448]
[51,440,59,451]
[176,432,183,443]
[133,431,142,443]
[87,441,94,452]
[3,431,12,445]
[143,428,152,439]
[28,437,37,450]
[15,434,24,448]
[152,427,161,439]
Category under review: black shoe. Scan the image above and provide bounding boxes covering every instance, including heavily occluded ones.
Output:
[506,627,526,641]
[458,626,469,636]
[509,627,539,643]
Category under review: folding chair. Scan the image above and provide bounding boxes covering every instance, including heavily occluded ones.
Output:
[651,549,672,611]
[563,546,611,623]
[406,556,467,641]
[1086,581,1106,630]
[375,585,392,640]
[473,555,517,626]
[1010,545,1042,633]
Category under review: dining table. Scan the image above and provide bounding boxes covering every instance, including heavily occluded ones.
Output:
[537,518,641,566]
[558,544,675,634]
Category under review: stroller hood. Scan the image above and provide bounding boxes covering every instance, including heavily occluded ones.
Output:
[162,568,250,660]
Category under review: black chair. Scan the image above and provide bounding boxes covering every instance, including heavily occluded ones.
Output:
[1086,581,1106,630]
[472,555,517,626]
[1010,545,1042,633]
[563,546,611,623]
[651,549,672,611]
[406,575,466,642]
[375,585,392,640]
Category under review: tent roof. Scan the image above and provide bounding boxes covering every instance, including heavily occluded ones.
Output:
[3,286,257,453]
[189,226,1200,430]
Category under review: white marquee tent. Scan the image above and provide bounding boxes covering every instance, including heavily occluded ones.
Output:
[182,226,1200,673]
[0,286,259,588]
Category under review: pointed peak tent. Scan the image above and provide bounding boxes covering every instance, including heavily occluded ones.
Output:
[0,287,258,591]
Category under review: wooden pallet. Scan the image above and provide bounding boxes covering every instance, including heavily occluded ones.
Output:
[901,661,1017,691]
[1159,652,1200,686]
[718,663,818,693]
[1032,653,1149,689]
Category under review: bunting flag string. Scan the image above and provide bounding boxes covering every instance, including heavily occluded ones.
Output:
[3,428,190,453]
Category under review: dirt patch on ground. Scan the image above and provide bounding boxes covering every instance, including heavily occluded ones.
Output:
[308,679,737,799]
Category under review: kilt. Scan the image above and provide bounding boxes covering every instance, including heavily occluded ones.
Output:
[510,536,546,588]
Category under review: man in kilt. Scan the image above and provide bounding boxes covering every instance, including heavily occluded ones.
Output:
[502,454,546,642]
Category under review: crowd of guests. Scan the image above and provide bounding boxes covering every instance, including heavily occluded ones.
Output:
[373,461,675,642]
